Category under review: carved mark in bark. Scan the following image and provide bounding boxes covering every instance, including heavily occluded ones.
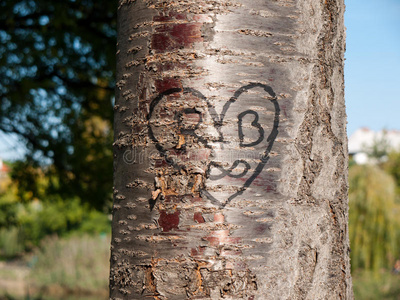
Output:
[147,83,280,208]
[293,244,318,299]
[238,110,264,148]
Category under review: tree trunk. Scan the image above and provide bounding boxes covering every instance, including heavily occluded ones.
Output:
[111,0,352,299]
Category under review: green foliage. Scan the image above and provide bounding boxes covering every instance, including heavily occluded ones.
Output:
[9,161,50,203]
[0,176,111,253]
[76,210,111,236]
[0,227,24,258]
[30,234,110,295]
[0,184,19,228]
[352,270,400,300]
[383,150,400,197]
[349,164,400,272]
[0,0,116,211]
[17,197,86,248]
[0,164,111,253]
[15,197,110,249]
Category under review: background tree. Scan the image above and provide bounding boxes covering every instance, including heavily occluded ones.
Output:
[0,0,116,210]
[110,0,352,298]
[349,164,399,272]
[349,147,400,299]
[383,150,400,197]
[363,131,391,165]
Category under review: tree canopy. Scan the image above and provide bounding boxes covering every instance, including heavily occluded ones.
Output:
[0,0,116,210]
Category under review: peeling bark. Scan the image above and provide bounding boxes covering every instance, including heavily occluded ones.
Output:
[111,0,352,299]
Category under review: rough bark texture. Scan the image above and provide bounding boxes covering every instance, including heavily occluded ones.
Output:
[111,0,353,299]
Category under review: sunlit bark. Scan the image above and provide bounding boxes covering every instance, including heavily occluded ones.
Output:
[110,0,352,299]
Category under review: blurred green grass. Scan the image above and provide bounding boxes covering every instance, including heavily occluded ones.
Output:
[30,234,110,296]
[353,270,400,300]
[0,234,110,299]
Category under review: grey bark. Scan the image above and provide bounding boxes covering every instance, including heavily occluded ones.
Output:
[111,0,352,299]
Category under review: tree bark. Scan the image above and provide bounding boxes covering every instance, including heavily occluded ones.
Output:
[111,0,352,299]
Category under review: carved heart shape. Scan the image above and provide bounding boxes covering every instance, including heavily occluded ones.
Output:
[147,83,280,208]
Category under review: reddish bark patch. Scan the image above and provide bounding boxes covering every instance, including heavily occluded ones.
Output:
[153,15,171,22]
[214,213,224,223]
[170,23,203,45]
[152,23,203,53]
[151,32,175,53]
[191,246,206,257]
[159,210,180,232]
[188,196,203,203]
[194,212,205,223]
[155,78,182,93]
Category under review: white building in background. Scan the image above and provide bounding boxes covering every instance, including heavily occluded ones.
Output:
[348,128,400,164]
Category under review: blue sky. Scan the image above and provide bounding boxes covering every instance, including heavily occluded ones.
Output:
[345,0,400,135]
